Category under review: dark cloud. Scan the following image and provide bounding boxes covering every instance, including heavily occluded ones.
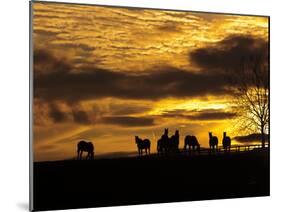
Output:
[157,21,183,33]
[34,29,61,37]
[48,103,68,123]
[102,116,155,127]
[186,111,236,120]
[161,109,236,121]
[233,133,269,143]
[34,48,70,76]
[72,109,91,124]
[35,34,268,106]
[42,100,91,125]
[34,14,63,20]
[34,49,232,102]
[190,35,268,72]
[54,43,95,52]
[109,104,151,115]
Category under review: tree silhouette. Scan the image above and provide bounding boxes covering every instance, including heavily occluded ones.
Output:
[231,54,269,148]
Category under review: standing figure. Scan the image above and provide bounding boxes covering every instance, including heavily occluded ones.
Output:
[135,136,151,156]
[77,140,94,160]
[184,135,200,153]
[209,132,218,152]
[222,132,231,152]
[169,130,180,153]
[157,128,169,155]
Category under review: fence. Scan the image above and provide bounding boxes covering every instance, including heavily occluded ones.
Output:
[183,143,269,155]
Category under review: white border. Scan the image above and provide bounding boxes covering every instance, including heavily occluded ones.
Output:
[1,0,281,212]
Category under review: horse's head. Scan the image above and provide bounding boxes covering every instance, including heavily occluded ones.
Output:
[209,132,212,138]
[135,136,139,144]
[223,132,227,137]
[164,128,168,135]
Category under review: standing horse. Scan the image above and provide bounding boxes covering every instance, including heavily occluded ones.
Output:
[209,132,218,152]
[222,132,231,152]
[169,130,180,153]
[135,136,151,156]
[184,135,200,153]
[157,128,169,154]
[77,140,94,160]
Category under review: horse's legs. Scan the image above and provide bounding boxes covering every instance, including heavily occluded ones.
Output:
[78,150,83,160]
[77,150,80,160]
[88,151,93,160]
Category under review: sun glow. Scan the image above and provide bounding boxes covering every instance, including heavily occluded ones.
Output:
[32,2,268,161]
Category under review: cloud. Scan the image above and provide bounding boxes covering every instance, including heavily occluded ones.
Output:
[161,109,236,121]
[48,103,68,123]
[157,21,183,33]
[101,116,155,127]
[34,49,232,102]
[72,109,91,124]
[186,111,236,120]
[53,42,95,52]
[189,35,268,72]
[34,29,61,37]
[34,48,70,76]
[109,104,152,116]
[233,133,269,143]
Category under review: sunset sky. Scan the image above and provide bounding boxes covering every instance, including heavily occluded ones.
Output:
[32,2,269,161]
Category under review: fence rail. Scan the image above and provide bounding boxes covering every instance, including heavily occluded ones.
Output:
[183,143,269,155]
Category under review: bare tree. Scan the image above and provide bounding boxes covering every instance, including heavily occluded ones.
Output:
[230,54,269,148]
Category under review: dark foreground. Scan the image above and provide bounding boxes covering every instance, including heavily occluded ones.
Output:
[33,149,269,211]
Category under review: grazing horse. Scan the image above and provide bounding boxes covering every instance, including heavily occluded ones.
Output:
[77,140,94,160]
[222,132,231,152]
[169,130,180,153]
[184,135,200,153]
[157,128,169,154]
[135,136,151,156]
[209,132,218,152]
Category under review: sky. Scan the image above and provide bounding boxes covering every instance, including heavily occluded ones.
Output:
[32,2,269,161]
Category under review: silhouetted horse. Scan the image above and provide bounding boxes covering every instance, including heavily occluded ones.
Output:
[222,132,231,152]
[77,140,94,160]
[184,135,200,153]
[168,130,180,153]
[209,132,218,152]
[135,136,151,156]
[157,128,169,154]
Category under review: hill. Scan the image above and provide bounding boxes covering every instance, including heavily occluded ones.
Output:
[33,149,269,211]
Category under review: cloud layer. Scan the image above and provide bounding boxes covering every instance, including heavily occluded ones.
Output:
[32,2,269,161]
[190,35,268,71]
